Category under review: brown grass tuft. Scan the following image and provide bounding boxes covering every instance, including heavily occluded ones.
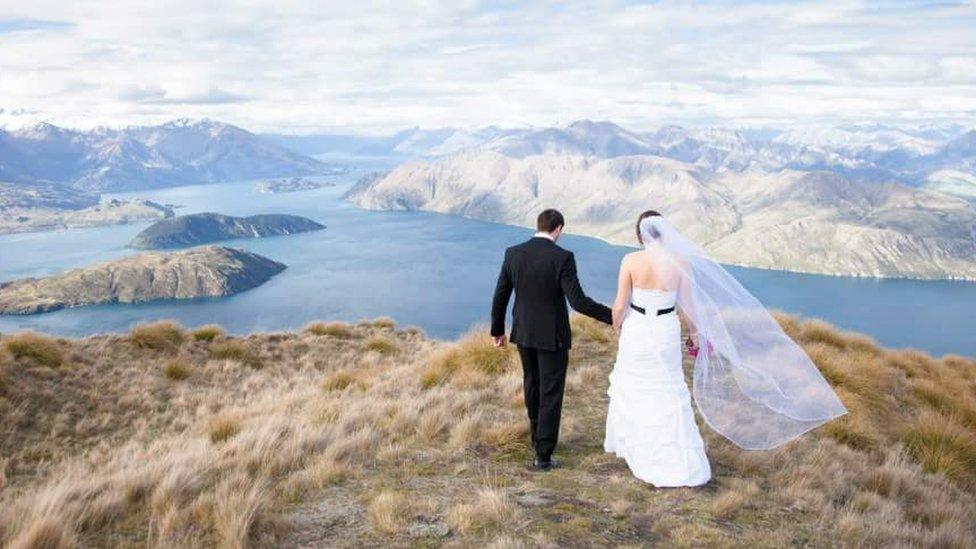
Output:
[370,316,396,329]
[367,490,412,534]
[6,517,77,549]
[902,410,976,484]
[421,331,515,388]
[710,478,761,519]
[191,324,225,342]
[212,474,267,549]
[131,320,185,352]
[447,487,513,534]
[2,332,64,368]
[162,357,194,381]
[304,321,353,338]
[209,340,262,369]
[322,370,357,392]
[208,414,241,444]
[364,335,398,356]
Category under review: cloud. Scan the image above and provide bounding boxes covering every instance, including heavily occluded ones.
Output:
[119,86,250,105]
[0,18,72,34]
[0,1,974,133]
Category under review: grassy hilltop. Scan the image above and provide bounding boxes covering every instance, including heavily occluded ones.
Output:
[0,315,974,548]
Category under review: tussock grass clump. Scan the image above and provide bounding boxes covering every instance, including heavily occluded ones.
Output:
[421,331,516,388]
[371,316,396,329]
[322,370,357,391]
[212,474,267,548]
[208,414,241,444]
[364,335,398,356]
[209,340,262,369]
[710,478,761,519]
[2,332,64,368]
[305,321,353,338]
[130,321,184,352]
[367,490,412,534]
[901,411,976,483]
[6,517,77,549]
[191,324,225,342]
[447,487,514,534]
[162,357,194,381]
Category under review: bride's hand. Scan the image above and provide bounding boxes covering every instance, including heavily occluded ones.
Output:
[612,308,623,334]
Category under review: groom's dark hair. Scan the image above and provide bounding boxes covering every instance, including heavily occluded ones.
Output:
[537,209,565,233]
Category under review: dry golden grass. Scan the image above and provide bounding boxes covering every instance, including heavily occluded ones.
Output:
[0,315,973,547]
[162,357,194,381]
[304,321,354,338]
[2,331,64,368]
[422,329,518,388]
[322,369,357,391]
[131,320,185,352]
[209,339,262,369]
[364,334,398,355]
[191,324,225,342]
[207,414,241,444]
[447,487,514,534]
[371,316,396,329]
[367,490,413,534]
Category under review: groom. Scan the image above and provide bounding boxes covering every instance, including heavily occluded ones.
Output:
[491,209,613,471]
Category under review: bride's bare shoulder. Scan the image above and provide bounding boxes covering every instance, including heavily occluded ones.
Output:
[620,251,648,270]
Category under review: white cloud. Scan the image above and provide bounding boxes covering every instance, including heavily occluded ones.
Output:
[0,1,974,133]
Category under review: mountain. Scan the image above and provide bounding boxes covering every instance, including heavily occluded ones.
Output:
[346,151,976,280]
[128,212,325,249]
[922,169,976,201]
[0,246,285,314]
[0,119,330,192]
[0,180,97,210]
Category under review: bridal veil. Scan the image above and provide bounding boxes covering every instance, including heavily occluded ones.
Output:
[639,216,847,450]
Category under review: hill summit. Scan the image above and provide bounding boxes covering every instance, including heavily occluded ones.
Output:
[0,315,973,546]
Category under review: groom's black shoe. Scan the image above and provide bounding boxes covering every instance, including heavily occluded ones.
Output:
[532,457,559,471]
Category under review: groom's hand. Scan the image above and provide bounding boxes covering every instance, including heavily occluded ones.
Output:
[492,335,508,348]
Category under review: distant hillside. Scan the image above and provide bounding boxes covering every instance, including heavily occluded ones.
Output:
[0,246,285,314]
[0,316,973,547]
[275,120,976,195]
[0,196,173,235]
[129,212,324,249]
[0,119,331,192]
[347,151,976,280]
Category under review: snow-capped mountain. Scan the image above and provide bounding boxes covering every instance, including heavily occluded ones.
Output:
[277,119,975,196]
[0,119,329,192]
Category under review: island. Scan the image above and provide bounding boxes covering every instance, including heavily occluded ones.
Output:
[0,181,174,235]
[0,246,286,314]
[253,177,337,194]
[128,212,324,249]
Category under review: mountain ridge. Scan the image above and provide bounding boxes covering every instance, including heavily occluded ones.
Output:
[0,119,330,192]
[346,151,976,280]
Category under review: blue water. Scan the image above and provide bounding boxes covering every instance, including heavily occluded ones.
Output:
[1,163,974,357]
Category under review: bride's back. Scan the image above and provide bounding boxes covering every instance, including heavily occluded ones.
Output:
[626,246,682,291]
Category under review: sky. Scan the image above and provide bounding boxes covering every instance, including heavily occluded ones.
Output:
[1,0,975,134]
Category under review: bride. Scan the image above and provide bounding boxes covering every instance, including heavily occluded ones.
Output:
[604,210,847,487]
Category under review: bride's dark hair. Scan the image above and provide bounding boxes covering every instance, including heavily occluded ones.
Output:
[636,210,662,244]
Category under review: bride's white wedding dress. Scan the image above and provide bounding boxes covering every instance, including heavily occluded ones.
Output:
[604,287,711,487]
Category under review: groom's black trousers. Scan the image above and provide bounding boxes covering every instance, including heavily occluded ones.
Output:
[517,345,569,460]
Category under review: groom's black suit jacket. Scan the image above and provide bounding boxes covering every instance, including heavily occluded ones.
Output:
[491,236,612,351]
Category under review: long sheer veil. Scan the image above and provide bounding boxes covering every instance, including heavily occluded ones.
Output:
[640,216,847,450]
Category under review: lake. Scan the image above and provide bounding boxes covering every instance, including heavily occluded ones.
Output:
[1,162,974,357]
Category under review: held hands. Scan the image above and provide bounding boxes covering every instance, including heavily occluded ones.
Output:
[492,335,508,348]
